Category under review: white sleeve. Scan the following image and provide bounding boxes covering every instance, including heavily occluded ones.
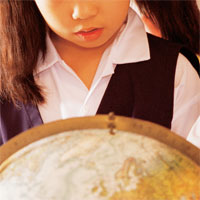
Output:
[187,116,200,149]
[171,53,200,139]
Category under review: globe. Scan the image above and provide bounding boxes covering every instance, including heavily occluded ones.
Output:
[0,116,199,200]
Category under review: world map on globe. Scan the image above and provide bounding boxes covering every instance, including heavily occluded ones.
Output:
[0,129,199,200]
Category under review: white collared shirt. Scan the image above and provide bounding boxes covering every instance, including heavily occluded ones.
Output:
[34,8,200,140]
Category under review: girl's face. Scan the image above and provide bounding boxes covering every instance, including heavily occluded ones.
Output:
[35,0,130,48]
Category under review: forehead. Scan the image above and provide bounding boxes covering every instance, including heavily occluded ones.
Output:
[35,0,130,4]
[34,0,131,13]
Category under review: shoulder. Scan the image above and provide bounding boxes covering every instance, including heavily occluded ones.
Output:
[187,116,200,149]
[147,33,199,75]
[175,53,200,87]
[147,33,180,51]
[146,33,182,69]
[147,33,184,56]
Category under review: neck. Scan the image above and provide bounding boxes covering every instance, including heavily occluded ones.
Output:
[50,31,116,89]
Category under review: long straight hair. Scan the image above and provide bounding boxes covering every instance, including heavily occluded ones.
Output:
[135,0,200,54]
[0,1,46,105]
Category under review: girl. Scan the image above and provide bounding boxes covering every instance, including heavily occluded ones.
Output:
[0,0,200,145]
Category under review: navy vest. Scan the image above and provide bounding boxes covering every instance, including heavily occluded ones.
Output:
[0,34,199,144]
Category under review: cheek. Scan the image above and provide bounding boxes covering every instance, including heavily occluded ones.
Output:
[103,2,129,28]
[35,1,73,33]
[35,0,68,7]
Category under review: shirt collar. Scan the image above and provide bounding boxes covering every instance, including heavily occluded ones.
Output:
[111,7,150,64]
[34,35,62,75]
[35,7,150,76]
[99,7,150,77]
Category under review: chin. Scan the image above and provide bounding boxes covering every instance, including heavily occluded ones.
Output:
[74,38,111,49]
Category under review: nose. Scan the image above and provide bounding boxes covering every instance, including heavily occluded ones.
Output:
[72,3,98,20]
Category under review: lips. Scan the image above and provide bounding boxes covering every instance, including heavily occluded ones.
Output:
[75,28,104,41]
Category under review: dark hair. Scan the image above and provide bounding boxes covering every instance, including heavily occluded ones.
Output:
[135,0,200,54]
[0,1,46,105]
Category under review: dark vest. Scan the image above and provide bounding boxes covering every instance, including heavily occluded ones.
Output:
[0,34,199,144]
